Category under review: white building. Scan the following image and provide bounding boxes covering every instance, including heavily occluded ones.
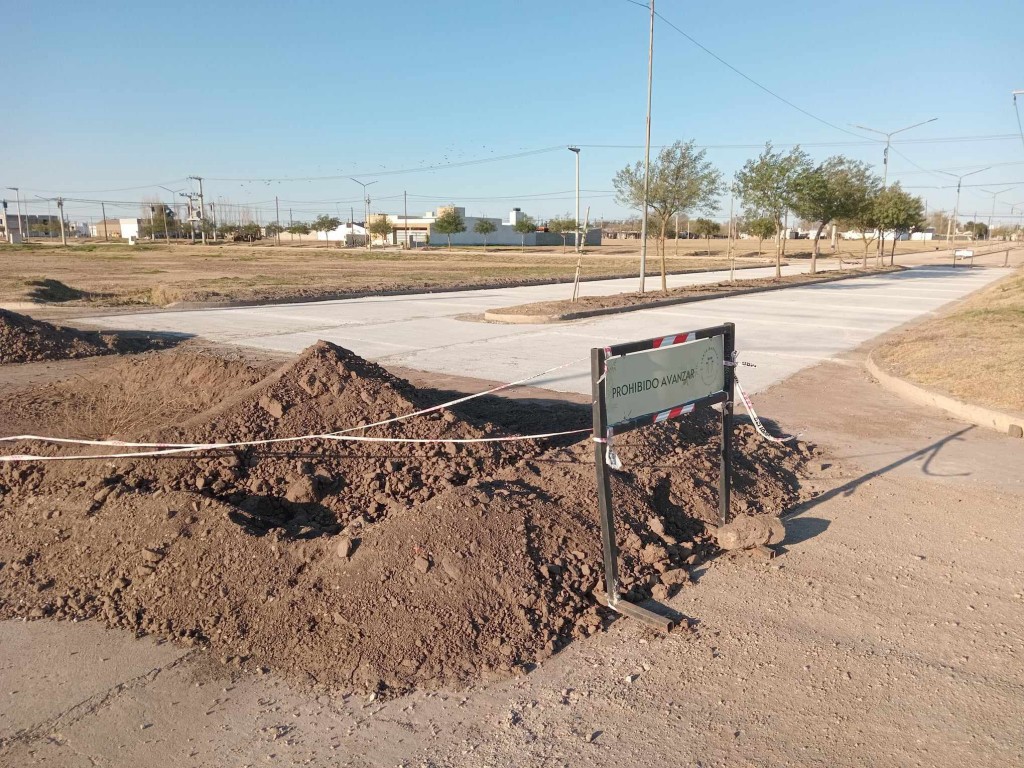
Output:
[316,222,368,246]
[119,218,142,240]
[375,207,600,247]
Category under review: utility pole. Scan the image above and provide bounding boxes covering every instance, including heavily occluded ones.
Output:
[852,117,937,257]
[638,0,655,293]
[568,146,581,252]
[349,178,377,250]
[404,190,408,248]
[939,167,990,248]
[6,187,25,244]
[189,176,206,244]
[100,200,108,241]
[727,195,735,281]
[275,196,281,245]
[162,202,169,243]
[56,197,67,246]
[981,187,1015,241]
[210,202,218,241]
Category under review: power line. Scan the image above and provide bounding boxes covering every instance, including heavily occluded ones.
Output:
[577,133,1021,150]
[1013,91,1024,151]
[637,4,871,141]
[204,147,565,183]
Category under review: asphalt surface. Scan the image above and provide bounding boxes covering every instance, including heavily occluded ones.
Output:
[82,264,1010,395]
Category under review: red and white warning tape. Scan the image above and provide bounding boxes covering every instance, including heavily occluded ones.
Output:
[735,377,795,443]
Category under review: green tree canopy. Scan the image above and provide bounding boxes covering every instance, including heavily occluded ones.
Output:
[311,215,342,241]
[473,218,497,249]
[791,157,881,273]
[433,208,466,250]
[286,221,311,236]
[875,183,925,263]
[614,139,724,291]
[512,214,537,251]
[368,215,394,244]
[745,216,777,256]
[733,142,812,277]
[692,217,720,255]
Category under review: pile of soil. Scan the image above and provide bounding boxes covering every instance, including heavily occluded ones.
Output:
[0,308,146,365]
[0,341,816,695]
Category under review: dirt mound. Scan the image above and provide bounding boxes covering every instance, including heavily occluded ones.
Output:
[0,309,115,364]
[0,341,816,695]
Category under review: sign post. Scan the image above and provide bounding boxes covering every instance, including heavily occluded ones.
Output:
[591,323,735,631]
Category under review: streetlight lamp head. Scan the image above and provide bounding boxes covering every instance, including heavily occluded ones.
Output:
[567,146,580,154]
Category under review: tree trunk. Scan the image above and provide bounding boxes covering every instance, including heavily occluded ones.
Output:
[891,234,897,263]
[757,237,763,257]
[706,235,711,257]
[811,222,826,275]
[521,235,525,252]
[877,232,884,268]
[447,234,452,250]
[774,227,782,279]
[659,218,668,292]
[862,235,869,269]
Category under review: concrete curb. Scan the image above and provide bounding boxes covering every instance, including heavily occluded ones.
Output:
[865,352,1024,438]
[483,268,901,325]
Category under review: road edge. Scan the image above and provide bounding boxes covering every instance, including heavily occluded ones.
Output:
[865,351,1023,438]
[483,267,901,325]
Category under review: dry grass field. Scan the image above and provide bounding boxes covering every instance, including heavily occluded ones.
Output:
[876,267,1024,414]
[0,237,942,308]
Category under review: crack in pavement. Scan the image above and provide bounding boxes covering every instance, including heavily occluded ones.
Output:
[0,649,200,754]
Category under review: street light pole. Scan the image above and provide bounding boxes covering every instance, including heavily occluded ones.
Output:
[851,117,938,188]
[939,167,990,244]
[980,187,1015,241]
[852,118,937,258]
[349,178,378,249]
[6,187,25,243]
[568,146,581,252]
[638,0,655,293]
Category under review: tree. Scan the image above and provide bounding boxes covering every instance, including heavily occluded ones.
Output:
[140,204,178,240]
[733,142,812,278]
[875,184,925,264]
[963,221,989,240]
[692,218,720,255]
[473,218,497,250]
[791,157,880,274]
[546,215,575,252]
[368,215,394,246]
[264,222,284,242]
[311,214,342,245]
[614,139,724,291]
[745,216,777,256]
[433,208,465,250]
[285,221,310,241]
[512,214,537,252]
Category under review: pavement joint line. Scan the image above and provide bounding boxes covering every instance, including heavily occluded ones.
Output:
[649,309,880,334]
[721,298,934,315]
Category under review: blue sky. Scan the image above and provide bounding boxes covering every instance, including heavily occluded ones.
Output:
[3,0,1023,226]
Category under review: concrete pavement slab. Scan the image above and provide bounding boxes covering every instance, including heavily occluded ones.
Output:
[81,266,1012,398]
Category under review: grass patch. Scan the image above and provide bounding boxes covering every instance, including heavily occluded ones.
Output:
[875,271,1024,413]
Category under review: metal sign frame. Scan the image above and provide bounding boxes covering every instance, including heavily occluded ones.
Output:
[591,322,735,630]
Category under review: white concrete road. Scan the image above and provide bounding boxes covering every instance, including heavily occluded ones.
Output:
[83,265,1009,396]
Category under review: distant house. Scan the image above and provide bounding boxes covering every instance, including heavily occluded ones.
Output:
[0,209,61,241]
[376,207,600,247]
[317,222,369,246]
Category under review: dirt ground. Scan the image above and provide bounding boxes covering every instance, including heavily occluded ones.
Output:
[492,266,902,317]
[0,339,1021,766]
[0,317,813,701]
[0,238,952,309]
[875,266,1024,414]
